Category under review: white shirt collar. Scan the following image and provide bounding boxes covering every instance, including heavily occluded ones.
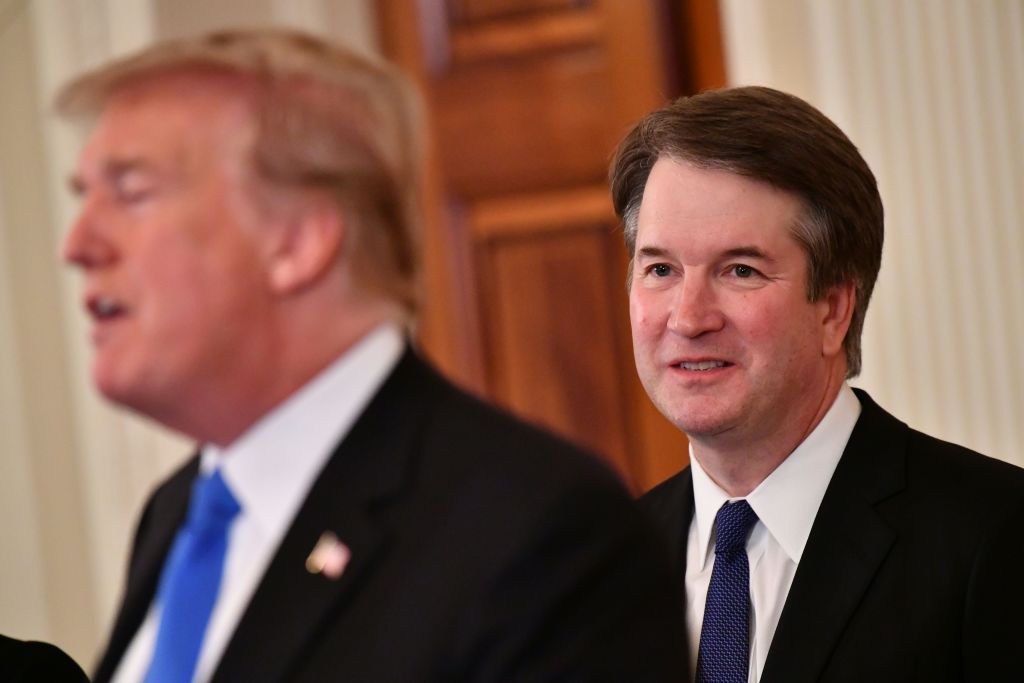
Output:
[199,322,404,544]
[690,384,861,567]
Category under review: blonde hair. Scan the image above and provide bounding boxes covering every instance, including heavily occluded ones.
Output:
[57,28,424,314]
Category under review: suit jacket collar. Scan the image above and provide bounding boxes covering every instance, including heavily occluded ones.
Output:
[760,388,906,682]
[211,347,435,681]
[645,468,694,581]
[641,467,694,678]
[93,458,198,683]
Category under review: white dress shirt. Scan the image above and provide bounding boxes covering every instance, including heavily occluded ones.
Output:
[685,384,861,682]
[112,323,404,683]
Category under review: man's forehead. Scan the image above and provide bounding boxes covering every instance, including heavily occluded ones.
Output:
[645,157,796,203]
[72,97,251,194]
[634,160,806,259]
[84,62,256,113]
[641,159,801,220]
[82,74,254,150]
[99,68,255,121]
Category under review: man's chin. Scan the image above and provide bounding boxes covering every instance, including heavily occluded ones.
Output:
[93,365,124,401]
[677,421,734,440]
[95,379,141,413]
[659,401,739,440]
[92,365,150,414]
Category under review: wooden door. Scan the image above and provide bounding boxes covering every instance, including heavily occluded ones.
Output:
[377,0,724,492]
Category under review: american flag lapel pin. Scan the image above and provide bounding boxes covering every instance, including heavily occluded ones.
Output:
[305,531,351,580]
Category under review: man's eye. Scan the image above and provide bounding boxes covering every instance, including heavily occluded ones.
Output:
[733,264,755,278]
[651,264,671,277]
[113,171,157,204]
[115,185,154,203]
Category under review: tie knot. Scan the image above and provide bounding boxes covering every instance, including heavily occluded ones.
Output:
[187,469,241,534]
[713,500,758,557]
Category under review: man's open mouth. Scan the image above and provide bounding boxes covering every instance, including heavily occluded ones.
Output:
[674,360,731,371]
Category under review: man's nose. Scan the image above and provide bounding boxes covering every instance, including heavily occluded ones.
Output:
[667,275,725,338]
[61,201,116,269]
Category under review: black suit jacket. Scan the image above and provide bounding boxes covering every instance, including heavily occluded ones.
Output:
[642,389,1024,683]
[0,634,89,682]
[94,349,687,682]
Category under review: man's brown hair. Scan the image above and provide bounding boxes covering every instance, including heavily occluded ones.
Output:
[609,86,883,377]
[57,28,423,315]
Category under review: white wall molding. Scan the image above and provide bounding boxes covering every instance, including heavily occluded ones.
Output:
[25,0,188,665]
[721,0,1023,464]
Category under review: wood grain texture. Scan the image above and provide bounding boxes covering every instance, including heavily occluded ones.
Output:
[377,0,717,490]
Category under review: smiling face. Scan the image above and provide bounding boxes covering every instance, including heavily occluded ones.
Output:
[62,75,280,436]
[629,158,851,457]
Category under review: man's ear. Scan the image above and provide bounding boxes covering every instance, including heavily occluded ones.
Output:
[265,201,345,295]
[820,281,856,358]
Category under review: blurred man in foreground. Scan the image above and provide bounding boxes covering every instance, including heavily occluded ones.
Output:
[611,86,1024,682]
[60,29,686,682]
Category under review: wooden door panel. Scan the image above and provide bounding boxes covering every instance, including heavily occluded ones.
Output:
[428,1,617,198]
[447,3,600,61]
[377,0,713,491]
[436,52,614,197]
[449,0,584,24]
[479,218,630,474]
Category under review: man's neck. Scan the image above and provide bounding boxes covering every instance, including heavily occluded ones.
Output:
[158,299,403,447]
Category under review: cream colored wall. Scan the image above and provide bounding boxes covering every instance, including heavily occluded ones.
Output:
[720,0,1023,465]
[0,0,377,668]
[0,0,105,662]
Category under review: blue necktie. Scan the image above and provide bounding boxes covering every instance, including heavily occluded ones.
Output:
[696,499,759,683]
[145,469,240,683]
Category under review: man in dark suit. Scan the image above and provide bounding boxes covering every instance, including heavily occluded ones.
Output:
[609,85,1024,682]
[59,29,687,682]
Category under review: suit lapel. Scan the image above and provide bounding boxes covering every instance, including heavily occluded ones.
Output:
[641,468,694,679]
[93,458,199,683]
[644,468,694,580]
[211,349,434,682]
[760,390,907,683]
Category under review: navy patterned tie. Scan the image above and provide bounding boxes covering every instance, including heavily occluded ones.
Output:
[696,500,759,683]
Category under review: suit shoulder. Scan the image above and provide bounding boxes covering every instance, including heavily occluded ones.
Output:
[905,427,1024,497]
[853,389,1024,501]
[894,426,1024,549]
[417,360,625,491]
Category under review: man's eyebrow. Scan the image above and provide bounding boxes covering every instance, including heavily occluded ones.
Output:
[67,158,156,196]
[635,245,773,261]
[722,245,772,261]
[635,246,671,259]
[104,158,155,179]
